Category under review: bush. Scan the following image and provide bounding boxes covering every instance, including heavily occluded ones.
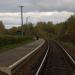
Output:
[0,35,32,47]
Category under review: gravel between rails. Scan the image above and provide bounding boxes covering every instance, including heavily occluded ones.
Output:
[39,41,73,75]
[12,41,47,75]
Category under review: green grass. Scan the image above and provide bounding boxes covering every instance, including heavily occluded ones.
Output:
[61,42,75,49]
[61,41,75,55]
[0,38,33,53]
[0,35,33,46]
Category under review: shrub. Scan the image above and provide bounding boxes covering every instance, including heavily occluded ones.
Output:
[0,35,32,47]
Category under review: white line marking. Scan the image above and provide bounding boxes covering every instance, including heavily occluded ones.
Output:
[0,39,45,75]
[9,40,45,69]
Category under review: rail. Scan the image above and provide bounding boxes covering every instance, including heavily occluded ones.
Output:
[35,43,49,75]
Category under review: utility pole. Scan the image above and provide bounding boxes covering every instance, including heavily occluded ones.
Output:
[19,6,24,37]
[26,16,30,25]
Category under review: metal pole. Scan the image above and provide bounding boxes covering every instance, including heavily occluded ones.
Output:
[19,6,24,37]
[26,16,30,25]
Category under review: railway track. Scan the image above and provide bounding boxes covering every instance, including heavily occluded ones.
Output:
[0,39,45,75]
[0,40,75,75]
[35,41,75,75]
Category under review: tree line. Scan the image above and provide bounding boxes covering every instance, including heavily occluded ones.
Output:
[0,21,55,39]
[0,15,75,43]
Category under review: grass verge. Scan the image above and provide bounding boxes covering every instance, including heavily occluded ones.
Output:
[0,38,33,53]
[60,41,75,57]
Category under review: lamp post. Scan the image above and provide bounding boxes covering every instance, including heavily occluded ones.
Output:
[19,6,24,37]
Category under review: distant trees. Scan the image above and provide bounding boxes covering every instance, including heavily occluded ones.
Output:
[23,23,35,36]
[8,27,18,35]
[54,22,67,36]
[0,21,5,34]
[56,15,75,44]
[35,22,55,39]
[1,14,75,44]
[65,15,75,35]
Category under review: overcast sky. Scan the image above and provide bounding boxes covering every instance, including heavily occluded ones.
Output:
[0,0,74,28]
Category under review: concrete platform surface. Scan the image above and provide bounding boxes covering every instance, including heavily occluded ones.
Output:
[0,39,44,67]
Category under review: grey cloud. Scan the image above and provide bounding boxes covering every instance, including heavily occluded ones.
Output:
[0,12,73,29]
[0,0,75,12]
